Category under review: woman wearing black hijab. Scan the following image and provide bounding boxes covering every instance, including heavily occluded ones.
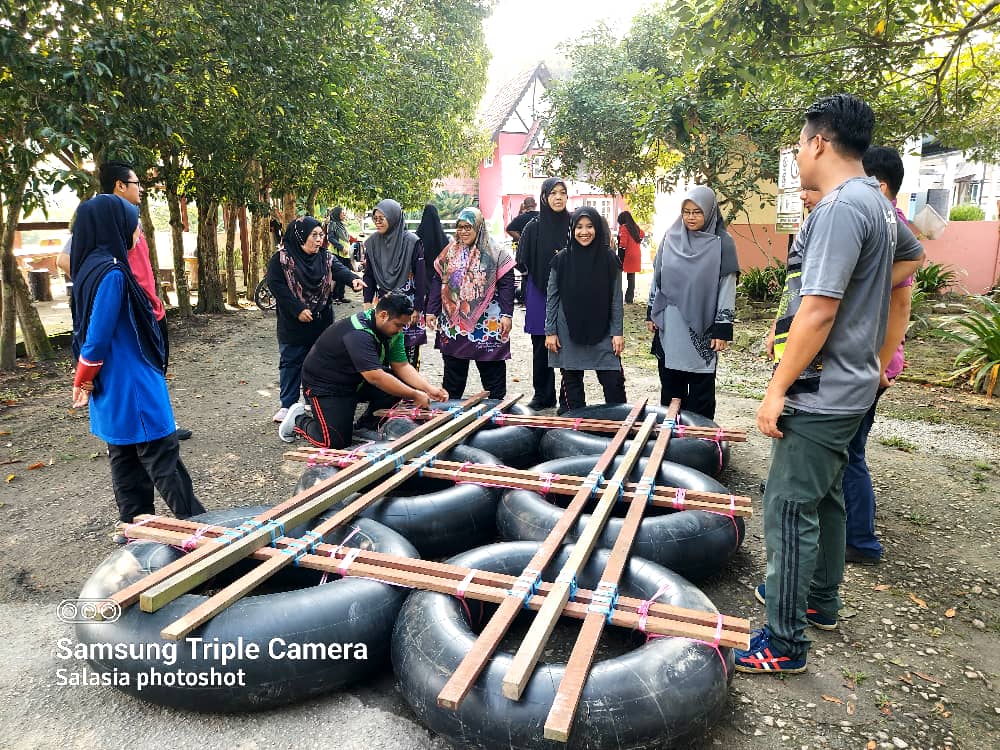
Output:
[416,203,450,275]
[545,206,626,413]
[70,194,204,533]
[266,216,362,423]
[515,176,570,409]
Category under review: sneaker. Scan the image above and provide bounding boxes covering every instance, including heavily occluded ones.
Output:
[845,546,881,566]
[278,403,305,443]
[273,407,289,423]
[525,399,556,411]
[734,626,807,674]
[175,426,193,441]
[754,583,838,630]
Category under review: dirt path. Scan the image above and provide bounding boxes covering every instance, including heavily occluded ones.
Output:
[0,283,997,750]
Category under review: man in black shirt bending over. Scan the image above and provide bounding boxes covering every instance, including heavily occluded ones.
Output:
[279,294,448,448]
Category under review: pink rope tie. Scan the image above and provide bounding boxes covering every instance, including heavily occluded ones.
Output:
[638,582,729,677]
[123,515,161,541]
[697,428,726,472]
[337,547,361,575]
[453,461,472,483]
[320,527,361,584]
[335,441,375,468]
[539,472,556,494]
[671,487,686,510]
[180,523,212,551]
[572,418,584,431]
[674,423,687,438]
[455,570,476,623]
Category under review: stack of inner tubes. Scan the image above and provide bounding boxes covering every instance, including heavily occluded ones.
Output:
[75,506,416,712]
[392,540,733,750]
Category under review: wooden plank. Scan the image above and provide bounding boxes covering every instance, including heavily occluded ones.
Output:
[138,395,492,613]
[375,408,747,442]
[158,395,521,639]
[284,450,752,517]
[111,393,488,611]
[127,518,751,647]
[544,400,680,740]
[436,399,648,711]
[133,515,751,636]
[501,413,658,700]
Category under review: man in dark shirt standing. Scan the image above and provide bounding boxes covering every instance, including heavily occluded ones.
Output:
[279,294,448,447]
[505,196,539,243]
[735,94,923,675]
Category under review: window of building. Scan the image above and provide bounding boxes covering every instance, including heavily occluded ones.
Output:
[483,153,494,169]
[531,154,546,178]
[583,198,613,223]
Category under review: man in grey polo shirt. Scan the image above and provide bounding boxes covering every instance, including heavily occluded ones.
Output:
[736,94,923,674]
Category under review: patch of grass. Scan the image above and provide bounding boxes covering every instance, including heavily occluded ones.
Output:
[842,667,868,685]
[907,510,933,526]
[879,436,916,452]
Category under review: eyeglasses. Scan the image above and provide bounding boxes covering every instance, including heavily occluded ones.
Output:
[455,224,474,232]
[682,209,704,217]
[124,180,142,186]
[372,215,387,223]
[793,133,831,156]
[308,229,324,238]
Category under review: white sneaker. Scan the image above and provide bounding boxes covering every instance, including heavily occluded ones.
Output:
[273,407,289,423]
[278,403,305,443]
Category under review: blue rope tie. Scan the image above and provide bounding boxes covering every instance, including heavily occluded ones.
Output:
[663,418,676,435]
[415,452,436,477]
[634,477,656,505]
[584,470,603,497]
[506,568,542,607]
[556,571,578,600]
[300,530,323,553]
[262,520,285,545]
[587,581,619,623]
[278,538,310,565]
[447,405,463,419]
[218,527,244,545]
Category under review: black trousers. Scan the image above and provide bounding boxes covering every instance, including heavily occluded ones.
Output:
[333,279,346,302]
[405,344,421,371]
[530,335,556,407]
[442,355,506,400]
[656,360,717,420]
[624,273,636,304]
[108,432,204,523]
[558,368,627,414]
[296,384,399,449]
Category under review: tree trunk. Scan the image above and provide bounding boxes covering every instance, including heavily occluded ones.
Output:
[140,194,167,305]
[195,197,226,314]
[1,172,53,369]
[223,203,239,307]
[282,191,296,225]
[238,206,250,288]
[164,173,192,316]
[305,185,319,218]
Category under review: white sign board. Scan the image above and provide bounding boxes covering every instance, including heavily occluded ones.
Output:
[776,146,803,233]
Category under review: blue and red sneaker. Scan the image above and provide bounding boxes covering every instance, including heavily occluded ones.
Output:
[754,583,838,630]
[734,627,807,674]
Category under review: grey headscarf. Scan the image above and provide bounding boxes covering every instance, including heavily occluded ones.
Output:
[364,198,419,292]
[650,185,739,336]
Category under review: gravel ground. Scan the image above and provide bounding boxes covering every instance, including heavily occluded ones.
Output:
[0,272,997,750]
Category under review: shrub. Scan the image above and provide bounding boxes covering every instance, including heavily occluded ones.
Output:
[944,296,1000,397]
[914,261,958,296]
[738,259,787,302]
[949,204,985,221]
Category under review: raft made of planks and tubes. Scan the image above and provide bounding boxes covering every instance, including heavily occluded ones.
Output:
[107,394,752,743]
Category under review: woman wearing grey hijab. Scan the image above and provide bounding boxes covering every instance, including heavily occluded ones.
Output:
[646,185,739,418]
[363,198,427,367]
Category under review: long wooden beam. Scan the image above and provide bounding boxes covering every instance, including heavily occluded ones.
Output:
[375,408,746,442]
[127,515,751,637]
[137,395,492,614]
[284,449,752,517]
[436,399,647,711]
[501,413,658,700]
[544,400,680,740]
[158,395,522,640]
[122,517,751,647]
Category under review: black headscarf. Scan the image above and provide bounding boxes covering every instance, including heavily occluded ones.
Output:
[70,194,165,372]
[416,203,449,272]
[617,210,641,243]
[519,176,570,292]
[553,206,620,346]
[278,216,334,312]
[364,198,420,292]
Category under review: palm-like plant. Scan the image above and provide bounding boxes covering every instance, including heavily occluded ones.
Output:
[944,296,1000,397]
